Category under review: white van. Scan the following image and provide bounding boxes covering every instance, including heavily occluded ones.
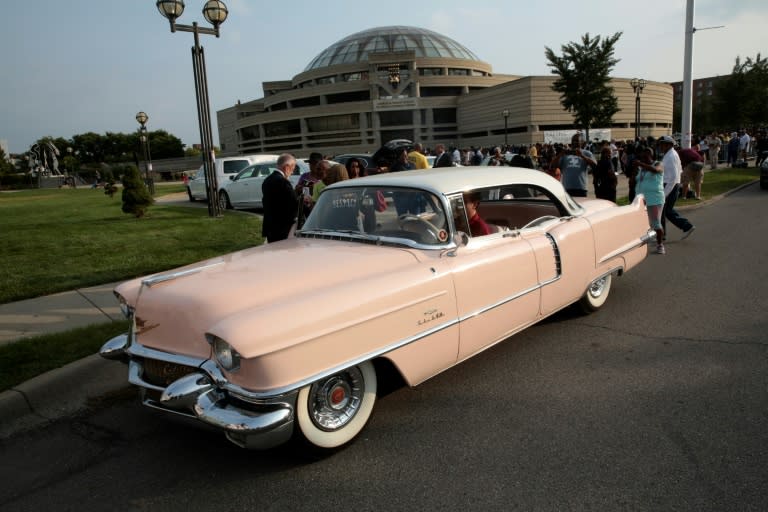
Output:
[186,154,280,202]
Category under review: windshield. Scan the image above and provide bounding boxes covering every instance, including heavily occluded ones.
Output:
[300,186,450,246]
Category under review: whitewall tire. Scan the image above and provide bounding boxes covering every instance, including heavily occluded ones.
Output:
[578,273,612,313]
[295,361,377,449]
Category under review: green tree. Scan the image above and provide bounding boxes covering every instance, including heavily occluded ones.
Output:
[146,130,185,159]
[72,132,106,163]
[545,32,623,142]
[120,165,153,218]
[712,53,768,130]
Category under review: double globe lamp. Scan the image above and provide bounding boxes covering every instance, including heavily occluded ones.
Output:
[155,0,228,217]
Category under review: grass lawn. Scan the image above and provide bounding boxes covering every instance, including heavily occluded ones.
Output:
[0,321,129,391]
[0,187,264,304]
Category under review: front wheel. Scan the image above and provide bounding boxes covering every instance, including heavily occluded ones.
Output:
[295,361,377,450]
[218,190,232,210]
[578,273,612,314]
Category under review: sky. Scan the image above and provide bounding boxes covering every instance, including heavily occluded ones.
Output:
[1,0,765,154]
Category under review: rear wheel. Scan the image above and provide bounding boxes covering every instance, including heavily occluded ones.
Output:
[295,361,377,450]
[578,274,612,313]
[218,190,232,210]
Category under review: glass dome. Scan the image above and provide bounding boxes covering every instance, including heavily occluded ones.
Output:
[304,26,482,72]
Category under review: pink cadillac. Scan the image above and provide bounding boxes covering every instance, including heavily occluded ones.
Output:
[101,167,654,451]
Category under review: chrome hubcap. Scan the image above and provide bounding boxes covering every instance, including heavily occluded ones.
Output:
[308,367,364,431]
[588,277,607,298]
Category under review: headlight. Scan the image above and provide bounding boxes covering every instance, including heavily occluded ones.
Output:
[208,335,241,372]
[114,291,134,319]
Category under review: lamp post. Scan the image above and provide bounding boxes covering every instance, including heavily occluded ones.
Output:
[135,111,155,195]
[66,146,75,188]
[502,109,510,147]
[630,78,646,141]
[156,0,228,217]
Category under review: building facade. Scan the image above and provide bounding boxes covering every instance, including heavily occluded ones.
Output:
[217,26,673,157]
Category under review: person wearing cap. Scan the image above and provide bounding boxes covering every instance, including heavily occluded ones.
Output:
[554,133,597,197]
[658,135,695,240]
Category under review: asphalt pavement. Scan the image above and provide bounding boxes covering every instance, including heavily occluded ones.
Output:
[0,170,744,439]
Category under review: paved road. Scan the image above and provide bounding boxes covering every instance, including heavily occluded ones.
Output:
[1,182,766,511]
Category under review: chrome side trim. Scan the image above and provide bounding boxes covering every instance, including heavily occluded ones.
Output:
[142,261,225,287]
[598,230,656,264]
[458,283,541,322]
[200,319,459,400]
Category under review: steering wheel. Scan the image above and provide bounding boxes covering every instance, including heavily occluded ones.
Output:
[398,214,442,243]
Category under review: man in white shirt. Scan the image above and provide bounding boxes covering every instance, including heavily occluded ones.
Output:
[739,130,751,163]
[658,135,695,240]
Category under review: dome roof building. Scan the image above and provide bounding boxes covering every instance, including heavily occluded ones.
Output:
[217,26,672,157]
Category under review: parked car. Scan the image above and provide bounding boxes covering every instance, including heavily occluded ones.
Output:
[101,167,654,451]
[187,155,281,202]
[218,160,308,210]
[760,151,768,190]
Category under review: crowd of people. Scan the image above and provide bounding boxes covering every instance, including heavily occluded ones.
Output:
[261,129,767,247]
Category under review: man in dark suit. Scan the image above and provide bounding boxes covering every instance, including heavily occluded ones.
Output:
[261,153,299,243]
[433,143,453,168]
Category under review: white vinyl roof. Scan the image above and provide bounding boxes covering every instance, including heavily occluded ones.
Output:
[330,166,573,206]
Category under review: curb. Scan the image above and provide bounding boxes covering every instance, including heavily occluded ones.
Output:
[0,354,127,439]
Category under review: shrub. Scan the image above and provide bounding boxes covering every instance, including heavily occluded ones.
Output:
[120,165,153,217]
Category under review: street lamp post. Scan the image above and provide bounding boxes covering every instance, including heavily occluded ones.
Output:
[156,0,228,217]
[66,146,75,188]
[502,109,510,147]
[630,78,646,141]
[135,111,155,195]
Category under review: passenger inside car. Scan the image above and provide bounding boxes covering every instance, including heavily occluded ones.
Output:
[454,191,491,237]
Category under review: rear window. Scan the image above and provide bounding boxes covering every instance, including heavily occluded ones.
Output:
[223,160,251,174]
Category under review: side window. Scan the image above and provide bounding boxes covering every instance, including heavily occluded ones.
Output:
[259,166,272,177]
[238,168,255,179]
[223,160,249,174]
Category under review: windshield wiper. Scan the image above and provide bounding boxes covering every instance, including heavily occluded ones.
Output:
[299,228,379,241]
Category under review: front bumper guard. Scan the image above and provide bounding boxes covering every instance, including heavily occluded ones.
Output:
[101,334,296,450]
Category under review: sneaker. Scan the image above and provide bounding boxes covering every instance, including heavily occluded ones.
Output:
[681,225,696,240]
[656,244,666,254]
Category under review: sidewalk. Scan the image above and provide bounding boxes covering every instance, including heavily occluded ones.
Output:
[0,282,128,437]
[0,282,122,345]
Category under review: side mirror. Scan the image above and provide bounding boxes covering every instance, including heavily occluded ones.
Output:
[229,175,234,181]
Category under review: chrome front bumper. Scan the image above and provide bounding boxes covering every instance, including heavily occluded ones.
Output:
[100,334,296,450]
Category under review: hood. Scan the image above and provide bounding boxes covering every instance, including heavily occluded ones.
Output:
[127,237,420,359]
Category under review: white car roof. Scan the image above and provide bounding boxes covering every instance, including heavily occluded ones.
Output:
[331,166,571,203]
